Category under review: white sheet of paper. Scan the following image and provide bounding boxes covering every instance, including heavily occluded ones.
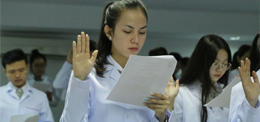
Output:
[10,113,39,122]
[204,77,241,108]
[106,55,177,106]
[33,82,52,92]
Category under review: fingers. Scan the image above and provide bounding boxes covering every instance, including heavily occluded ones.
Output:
[252,71,259,84]
[245,58,251,76]
[176,79,179,89]
[81,32,86,53]
[145,102,168,109]
[151,93,168,100]
[91,50,98,62]
[77,35,81,53]
[86,34,90,55]
[72,41,77,56]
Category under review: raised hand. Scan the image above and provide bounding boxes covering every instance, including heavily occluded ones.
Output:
[73,32,98,80]
[165,77,179,111]
[144,93,170,122]
[238,58,260,108]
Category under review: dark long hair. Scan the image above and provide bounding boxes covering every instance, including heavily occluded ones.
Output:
[250,33,260,72]
[231,45,251,70]
[94,0,148,77]
[179,34,231,122]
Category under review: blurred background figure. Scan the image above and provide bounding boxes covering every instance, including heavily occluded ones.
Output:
[228,45,251,83]
[169,52,182,80]
[0,49,53,122]
[27,49,59,107]
[148,47,168,56]
[53,40,96,101]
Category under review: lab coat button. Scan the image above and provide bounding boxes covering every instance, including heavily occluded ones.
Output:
[126,114,129,119]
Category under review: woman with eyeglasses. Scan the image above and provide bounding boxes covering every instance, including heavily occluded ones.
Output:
[166,34,232,122]
[229,33,260,122]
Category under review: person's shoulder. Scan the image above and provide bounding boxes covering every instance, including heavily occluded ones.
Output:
[30,87,47,97]
[0,84,9,91]
[45,76,54,82]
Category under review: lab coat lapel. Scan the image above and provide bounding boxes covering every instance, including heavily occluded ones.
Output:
[108,65,121,82]
[186,81,202,100]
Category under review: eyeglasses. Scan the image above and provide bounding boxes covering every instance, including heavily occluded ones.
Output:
[211,62,231,70]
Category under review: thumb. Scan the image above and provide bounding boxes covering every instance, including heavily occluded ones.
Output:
[252,71,259,84]
[91,50,98,63]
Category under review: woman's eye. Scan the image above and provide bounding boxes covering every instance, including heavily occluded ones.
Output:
[139,32,146,34]
[123,31,131,34]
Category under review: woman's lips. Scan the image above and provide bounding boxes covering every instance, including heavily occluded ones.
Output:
[129,48,138,52]
[214,75,221,78]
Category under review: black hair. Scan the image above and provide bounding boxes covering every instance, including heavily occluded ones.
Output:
[169,52,182,61]
[250,33,260,72]
[89,40,97,52]
[148,47,168,56]
[2,48,28,69]
[94,0,148,77]
[29,49,47,67]
[179,34,231,122]
[231,45,251,70]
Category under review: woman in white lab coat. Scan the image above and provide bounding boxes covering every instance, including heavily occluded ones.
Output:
[229,33,260,122]
[228,45,251,84]
[27,49,59,107]
[168,34,232,122]
[59,0,178,122]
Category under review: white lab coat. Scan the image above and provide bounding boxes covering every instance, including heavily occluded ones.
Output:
[0,82,54,122]
[59,55,166,122]
[229,70,260,122]
[169,81,229,122]
[53,61,72,101]
[27,74,59,107]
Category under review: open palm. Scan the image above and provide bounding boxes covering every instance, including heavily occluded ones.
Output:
[73,32,98,80]
[238,58,260,107]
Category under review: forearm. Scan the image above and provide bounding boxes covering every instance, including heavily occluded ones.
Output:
[60,71,91,122]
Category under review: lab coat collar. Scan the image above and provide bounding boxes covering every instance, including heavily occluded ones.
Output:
[256,69,260,77]
[186,80,224,100]
[105,55,122,82]
[186,80,202,100]
[6,82,33,101]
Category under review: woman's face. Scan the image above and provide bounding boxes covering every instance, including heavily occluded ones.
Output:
[209,49,229,83]
[31,58,46,78]
[110,9,147,60]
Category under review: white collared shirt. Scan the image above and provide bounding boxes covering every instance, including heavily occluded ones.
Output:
[169,80,229,122]
[60,55,162,122]
[0,82,54,122]
[229,70,260,122]
[27,74,59,107]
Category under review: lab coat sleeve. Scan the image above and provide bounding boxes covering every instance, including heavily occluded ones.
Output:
[169,91,183,122]
[229,83,260,122]
[59,71,91,122]
[39,94,54,122]
[53,61,72,89]
[49,84,60,107]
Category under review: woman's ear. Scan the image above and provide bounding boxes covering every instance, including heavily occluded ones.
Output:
[104,25,113,40]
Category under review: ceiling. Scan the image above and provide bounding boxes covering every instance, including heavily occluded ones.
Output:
[4,0,260,13]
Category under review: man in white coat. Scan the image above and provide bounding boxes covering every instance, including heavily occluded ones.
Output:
[0,49,54,122]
